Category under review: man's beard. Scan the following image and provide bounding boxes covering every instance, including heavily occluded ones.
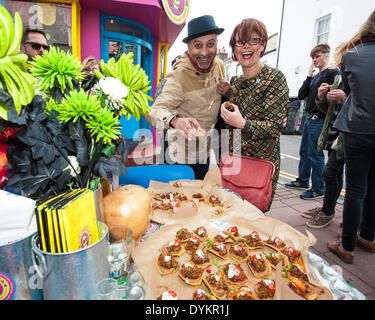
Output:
[194,54,214,70]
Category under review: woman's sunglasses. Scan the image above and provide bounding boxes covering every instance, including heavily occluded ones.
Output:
[23,41,50,51]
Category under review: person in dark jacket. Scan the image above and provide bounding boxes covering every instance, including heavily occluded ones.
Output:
[302,74,346,229]
[285,44,340,200]
[327,10,375,264]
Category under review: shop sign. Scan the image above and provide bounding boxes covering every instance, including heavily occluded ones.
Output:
[0,272,15,300]
[161,0,190,25]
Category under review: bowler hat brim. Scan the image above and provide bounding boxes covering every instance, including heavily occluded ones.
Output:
[182,27,224,43]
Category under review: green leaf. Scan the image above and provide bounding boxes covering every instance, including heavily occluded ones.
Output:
[101,144,116,157]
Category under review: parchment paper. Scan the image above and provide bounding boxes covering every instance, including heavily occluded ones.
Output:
[133,166,332,300]
[133,212,333,300]
[149,166,252,225]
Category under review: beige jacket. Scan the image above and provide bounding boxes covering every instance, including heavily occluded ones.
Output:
[146,52,224,164]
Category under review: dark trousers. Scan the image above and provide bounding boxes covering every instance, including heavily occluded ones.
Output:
[342,133,375,251]
[161,132,209,180]
[297,117,325,193]
[322,150,345,216]
[187,163,210,180]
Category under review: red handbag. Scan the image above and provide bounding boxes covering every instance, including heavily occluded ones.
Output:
[219,150,276,212]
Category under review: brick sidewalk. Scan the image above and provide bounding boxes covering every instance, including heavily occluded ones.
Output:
[268,183,375,300]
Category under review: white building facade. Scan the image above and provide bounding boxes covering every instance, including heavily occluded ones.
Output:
[276,0,374,97]
[222,0,374,98]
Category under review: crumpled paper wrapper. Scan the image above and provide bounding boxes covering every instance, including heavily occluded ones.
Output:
[0,190,37,245]
[133,206,333,300]
[149,166,251,225]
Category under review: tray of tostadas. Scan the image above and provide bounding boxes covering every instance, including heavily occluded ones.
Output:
[132,209,334,300]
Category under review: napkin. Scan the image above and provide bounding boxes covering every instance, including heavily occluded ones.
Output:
[0,190,37,245]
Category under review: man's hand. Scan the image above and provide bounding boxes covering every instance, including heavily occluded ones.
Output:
[171,116,201,140]
[220,103,246,129]
[308,62,316,77]
[317,83,331,101]
[217,80,230,96]
[327,89,346,102]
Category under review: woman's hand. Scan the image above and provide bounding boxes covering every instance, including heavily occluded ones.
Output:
[327,89,347,102]
[220,103,246,129]
[217,80,231,96]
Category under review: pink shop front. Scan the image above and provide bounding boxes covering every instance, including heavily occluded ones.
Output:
[79,0,187,140]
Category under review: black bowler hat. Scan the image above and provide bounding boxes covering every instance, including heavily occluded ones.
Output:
[182,15,224,43]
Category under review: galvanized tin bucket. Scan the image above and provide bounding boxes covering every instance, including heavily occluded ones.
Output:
[31,221,109,300]
[0,230,44,300]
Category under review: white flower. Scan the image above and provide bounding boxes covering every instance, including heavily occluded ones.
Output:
[98,77,128,101]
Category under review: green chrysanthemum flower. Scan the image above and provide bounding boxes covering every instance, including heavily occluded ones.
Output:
[30,46,85,93]
[58,89,102,123]
[44,98,60,115]
[86,108,121,145]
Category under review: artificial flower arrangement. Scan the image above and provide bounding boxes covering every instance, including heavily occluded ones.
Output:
[0,5,152,201]
[0,126,19,188]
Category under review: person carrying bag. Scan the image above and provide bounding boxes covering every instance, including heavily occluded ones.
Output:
[217,18,289,212]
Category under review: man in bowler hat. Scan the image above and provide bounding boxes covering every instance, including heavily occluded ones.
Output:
[146,15,226,179]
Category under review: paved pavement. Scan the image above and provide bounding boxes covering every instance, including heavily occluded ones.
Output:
[268,183,375,300]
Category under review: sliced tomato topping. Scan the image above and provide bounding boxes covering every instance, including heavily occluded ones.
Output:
[250,231,259,238]
[168,290,177,297]
[230,226,238,234]
[174,238,181,247]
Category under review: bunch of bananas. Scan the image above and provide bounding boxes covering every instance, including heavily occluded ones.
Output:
[96,52,152,121]
[0,5,35,120]
[30,46,84,94]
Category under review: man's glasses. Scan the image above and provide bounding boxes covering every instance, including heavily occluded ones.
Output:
[234,38,263,47]
[23,42,50,51]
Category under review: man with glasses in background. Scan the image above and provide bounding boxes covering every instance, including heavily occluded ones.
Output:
[20,28,49,61]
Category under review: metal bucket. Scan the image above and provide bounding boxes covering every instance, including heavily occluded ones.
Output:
[0,230,44,300]
[31,221,109,300]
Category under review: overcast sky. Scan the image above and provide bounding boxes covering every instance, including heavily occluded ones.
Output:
[166,0,284,71]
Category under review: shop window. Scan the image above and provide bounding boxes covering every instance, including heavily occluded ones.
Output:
[4,0,77,54]
[108,41,123,61]
[105,19,120,33]
[121,23,133,36]
[134,26,143,39]
[124,44,136,56]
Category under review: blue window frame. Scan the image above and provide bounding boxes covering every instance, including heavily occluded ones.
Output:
[100,14,153,140]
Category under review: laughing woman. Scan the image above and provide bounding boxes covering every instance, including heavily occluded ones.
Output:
[219,18,289,211]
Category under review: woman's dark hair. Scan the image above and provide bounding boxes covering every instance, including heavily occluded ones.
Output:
[229,18,268,61]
